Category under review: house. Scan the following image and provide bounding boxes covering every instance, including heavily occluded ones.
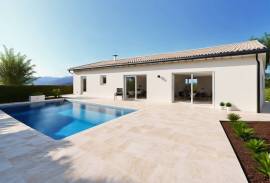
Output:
[68,40,269,113]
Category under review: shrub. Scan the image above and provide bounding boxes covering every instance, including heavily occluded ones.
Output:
[246,139,269,154]
[52,88,61,98]
[220,102,225,106]
[31,92,43,96]
[232,121,254,141]
[226,102,232,107]
[227,113,241,122]
[238,127,254,141]
[254,152,270,180]
[232,120,248,129]
[0,85,72,103]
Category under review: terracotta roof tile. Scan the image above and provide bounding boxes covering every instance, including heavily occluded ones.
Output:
[69,40,267,71]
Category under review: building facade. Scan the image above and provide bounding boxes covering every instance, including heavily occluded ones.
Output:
[69,40,269,113]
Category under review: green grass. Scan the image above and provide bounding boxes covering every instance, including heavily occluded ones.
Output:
[265,88,270,101]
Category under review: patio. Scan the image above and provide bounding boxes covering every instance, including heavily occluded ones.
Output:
[1,98,270,183]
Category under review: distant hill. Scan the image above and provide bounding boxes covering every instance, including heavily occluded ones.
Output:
[33,76,73,85]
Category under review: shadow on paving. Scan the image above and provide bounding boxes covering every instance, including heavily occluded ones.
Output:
[0,114,134,183]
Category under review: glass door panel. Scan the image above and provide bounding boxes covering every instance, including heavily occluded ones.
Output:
[136,75,147,99]
[184,77,192,101]
[125,76,136,100]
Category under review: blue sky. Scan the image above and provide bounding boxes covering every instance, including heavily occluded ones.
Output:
[0,0,269,76]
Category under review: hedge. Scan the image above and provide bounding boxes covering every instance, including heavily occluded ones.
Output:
[0,85,73,103]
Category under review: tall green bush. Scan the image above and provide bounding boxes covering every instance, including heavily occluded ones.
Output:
[0,85,72,103]
[0,46,36,85]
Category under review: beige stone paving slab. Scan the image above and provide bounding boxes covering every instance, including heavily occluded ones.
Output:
[1,98,270,183]
[0,153,12,172]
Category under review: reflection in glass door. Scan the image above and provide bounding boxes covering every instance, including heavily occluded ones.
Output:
[136,75,147,99]
[125,76,136,100]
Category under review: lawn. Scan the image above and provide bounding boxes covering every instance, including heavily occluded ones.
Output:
[265,88,270,101]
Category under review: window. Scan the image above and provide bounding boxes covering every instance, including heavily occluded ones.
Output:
[82,77,87,92]
[100,75,107,85]
[185,78,198,84]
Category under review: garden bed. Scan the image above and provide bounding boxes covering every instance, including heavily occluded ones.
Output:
[221,121,270,183]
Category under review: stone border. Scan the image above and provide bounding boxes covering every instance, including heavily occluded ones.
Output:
[0,98,65,108]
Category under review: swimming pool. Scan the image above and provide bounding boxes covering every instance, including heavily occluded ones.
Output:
[0,100,136,140]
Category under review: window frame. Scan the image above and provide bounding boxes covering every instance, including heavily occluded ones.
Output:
[82,76,87,92]
[100,75,107,85]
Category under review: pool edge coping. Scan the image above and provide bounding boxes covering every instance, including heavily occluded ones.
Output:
[0,99,141,142]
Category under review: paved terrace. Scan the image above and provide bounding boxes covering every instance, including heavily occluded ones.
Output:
[1,98,270,183]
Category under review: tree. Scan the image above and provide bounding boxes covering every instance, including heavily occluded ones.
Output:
[251,32,270,48]
[251,33,270,65]
[0,46,36,85]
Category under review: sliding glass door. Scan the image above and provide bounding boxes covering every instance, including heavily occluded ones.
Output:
[124,75,147,100]
[136,75,147,99]
[173,72,213,104]
[124,76,136,100]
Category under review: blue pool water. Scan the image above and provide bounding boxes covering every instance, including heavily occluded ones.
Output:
[0,100,135,140]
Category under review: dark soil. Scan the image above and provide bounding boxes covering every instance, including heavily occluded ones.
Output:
[221,121,270,183]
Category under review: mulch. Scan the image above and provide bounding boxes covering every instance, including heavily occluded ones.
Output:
[221,121,270,183]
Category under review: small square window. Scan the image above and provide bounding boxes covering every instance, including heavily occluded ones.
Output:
[100,75,107,85]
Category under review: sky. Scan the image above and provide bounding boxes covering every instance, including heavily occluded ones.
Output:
[0,0,270,77]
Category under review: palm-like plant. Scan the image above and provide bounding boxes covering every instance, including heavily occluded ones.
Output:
[232,120,247,129]
[246,139,269,154]
[232,121,254,141]
[0,46,36,85]
[251,32,270,64]
[254,152,270,180]
[251,32,270,48]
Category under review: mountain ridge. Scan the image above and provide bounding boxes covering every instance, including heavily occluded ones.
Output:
[33,76,73,85]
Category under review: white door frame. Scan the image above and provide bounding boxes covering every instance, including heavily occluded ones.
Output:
[190,73,194,104]
[124,75,137,100]
[123,74,147,100]
[172,71,214,106]
[212,71,215,108]
[80,76,87,95]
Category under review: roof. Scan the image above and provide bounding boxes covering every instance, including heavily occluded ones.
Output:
[69,40,268,71]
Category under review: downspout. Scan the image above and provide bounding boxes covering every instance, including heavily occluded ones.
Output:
[256,53,260,113]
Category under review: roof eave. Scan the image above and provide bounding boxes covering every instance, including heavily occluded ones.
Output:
[68,48,269,72]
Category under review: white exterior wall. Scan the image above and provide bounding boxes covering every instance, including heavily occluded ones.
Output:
[72,55,260,112]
